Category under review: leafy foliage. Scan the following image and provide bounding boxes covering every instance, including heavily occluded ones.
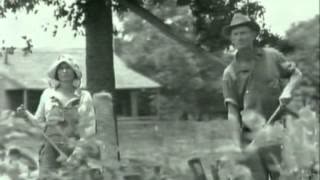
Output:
[0,110,194,179]
[279,107,319,180]
[114,0,279,51]
[0,110,104,180]
[183,0,274,51]
[115,1,227,120]
[0,110,40,179]
[285,15,319,112]
[115,0,284,120]
[1,106,319,179]
[214,107,319,180]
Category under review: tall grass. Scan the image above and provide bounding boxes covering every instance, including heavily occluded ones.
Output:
[0,107,318,180]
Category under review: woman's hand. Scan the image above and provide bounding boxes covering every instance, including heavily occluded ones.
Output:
[16,104,36,124]
[66,148,85,167]
[16,104,28,118]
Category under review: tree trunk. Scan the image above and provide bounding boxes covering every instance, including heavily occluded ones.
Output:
[85,0,115,93]
[85,0,120,163]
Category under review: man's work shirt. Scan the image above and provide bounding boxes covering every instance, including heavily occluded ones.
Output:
[222,47,296,120]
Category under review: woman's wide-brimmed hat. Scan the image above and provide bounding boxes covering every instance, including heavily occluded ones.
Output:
[222,13,260,38]
[47,54,82,81]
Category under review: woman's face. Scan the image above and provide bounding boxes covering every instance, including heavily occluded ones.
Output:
[56,62,76,82]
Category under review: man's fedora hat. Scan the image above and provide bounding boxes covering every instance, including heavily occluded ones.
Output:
[222,13,260,38]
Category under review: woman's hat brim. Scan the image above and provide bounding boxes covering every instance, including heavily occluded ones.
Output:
[47,56,82,80]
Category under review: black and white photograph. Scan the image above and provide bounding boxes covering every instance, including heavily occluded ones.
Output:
[0,0,319,179]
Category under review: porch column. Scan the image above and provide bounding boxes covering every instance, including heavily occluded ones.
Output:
[0,76,5,110]
[23,90,28,109]
[156,89,160,121]
[130,90,138,117]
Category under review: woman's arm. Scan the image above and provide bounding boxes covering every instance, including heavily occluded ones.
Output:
[16,89,48,123]
[16,104,37,122]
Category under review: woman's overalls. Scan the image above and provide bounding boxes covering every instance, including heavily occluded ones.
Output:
[38,96,80,179]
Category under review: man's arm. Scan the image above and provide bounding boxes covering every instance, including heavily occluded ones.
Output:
[279,65,303,105]
[222,66,242,145]
[227,103,242,146]
[272,48,303,105]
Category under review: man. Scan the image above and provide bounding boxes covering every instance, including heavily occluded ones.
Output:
[221,13,302,180]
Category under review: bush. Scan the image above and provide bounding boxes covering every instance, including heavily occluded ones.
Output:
[213,106,319,180]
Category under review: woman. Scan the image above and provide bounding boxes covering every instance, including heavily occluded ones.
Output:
[17,54,96,179]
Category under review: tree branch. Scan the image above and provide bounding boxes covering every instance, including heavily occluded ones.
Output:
[117,0,227,68]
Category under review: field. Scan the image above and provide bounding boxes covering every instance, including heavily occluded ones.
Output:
[1,109,319,180]
[117,119,237,179]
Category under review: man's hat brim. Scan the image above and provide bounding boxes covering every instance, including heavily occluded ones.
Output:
[222,21,260,39]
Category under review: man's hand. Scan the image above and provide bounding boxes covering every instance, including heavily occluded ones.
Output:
[279,90,292,106]
[279,66,302,106]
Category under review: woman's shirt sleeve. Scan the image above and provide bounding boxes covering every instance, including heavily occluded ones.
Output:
[34,88,50,122]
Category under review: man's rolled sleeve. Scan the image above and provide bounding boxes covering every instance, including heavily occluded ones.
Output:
[275,50,296,78]
[222,69,239,108]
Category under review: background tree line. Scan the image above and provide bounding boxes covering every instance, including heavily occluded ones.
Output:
[285,15,319,113]
[115,1,319,120]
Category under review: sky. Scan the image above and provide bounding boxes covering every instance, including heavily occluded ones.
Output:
[259,0,319,35]
[0,0,318,49]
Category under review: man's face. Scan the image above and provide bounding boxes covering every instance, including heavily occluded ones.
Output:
[230,26,256,50]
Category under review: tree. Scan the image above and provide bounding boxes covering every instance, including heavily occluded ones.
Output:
[114,5,209,119]
[114,0,282,75]
[1,0,115,94]
[115,0,279,120]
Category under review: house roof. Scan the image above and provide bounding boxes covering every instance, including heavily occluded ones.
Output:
[0,49,161,90]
